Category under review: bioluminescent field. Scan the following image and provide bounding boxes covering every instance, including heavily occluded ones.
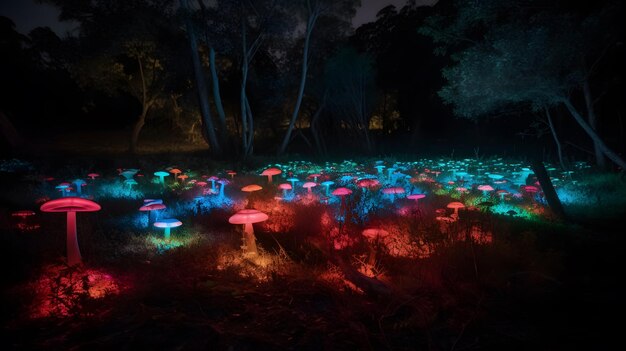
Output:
[2,0,626,349]
[2,156,625,349]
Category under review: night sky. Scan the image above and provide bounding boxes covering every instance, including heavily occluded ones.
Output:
[0,0,438,35]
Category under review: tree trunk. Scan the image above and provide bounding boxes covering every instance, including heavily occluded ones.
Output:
[545,107,566,170]
[583,80,606,168]
[561,97,626,170]
[531,159,567,221]
[310,94,327,156]
[180,0,221,155]
[278,10,318,155]
[209,47,228,145]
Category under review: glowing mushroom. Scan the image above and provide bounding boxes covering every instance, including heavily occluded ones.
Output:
[278,183,292,197]
[169,168,182,183]
[261,167,282,184]
[302,181,317,194]
[446,201,465,219]
[87,173,99,180]
[229,209,269,255]
[207,176,219,192]
[321,181,335,196]
[382,187,405,203]
[40,197,101,266]
[139,202,166,226]
[154,171,169,186]
[362,228,390,266]
[477,184,494,197]
[331,187,352,213]
[153,218,182,241]
[73,179,86,196]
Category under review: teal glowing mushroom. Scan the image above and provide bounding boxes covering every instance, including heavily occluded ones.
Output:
[154,171,169,185]
[154,218,182,241]
[321,181,334,196]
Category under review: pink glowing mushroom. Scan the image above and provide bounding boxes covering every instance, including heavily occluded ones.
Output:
[302,181,317,194]
[229,209,269,255]
[40,197,101,266]
[382,186,405,203]
[278,183,292,197]
[407,193,426,204]
[261,167,282,184]
[331,187,353,211]
[87,173,99,180]
[139,202,166,225]
[477,184,494,197]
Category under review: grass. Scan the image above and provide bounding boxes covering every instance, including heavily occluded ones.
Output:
[1,153,625,349]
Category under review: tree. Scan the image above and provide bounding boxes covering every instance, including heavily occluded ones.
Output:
[421,0,626,169]
[324,47,378,152]
[179,0,221,155]
[277,0,359,155]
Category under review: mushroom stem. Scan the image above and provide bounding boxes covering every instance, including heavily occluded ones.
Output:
[243,223,258,255]
[164,227,171,241]
[368,245,377,266]
[66,211,82,266]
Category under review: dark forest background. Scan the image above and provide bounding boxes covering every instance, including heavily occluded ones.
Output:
[1,0,624,168]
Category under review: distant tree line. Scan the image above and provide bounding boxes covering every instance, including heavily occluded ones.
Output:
[1,0,624,168]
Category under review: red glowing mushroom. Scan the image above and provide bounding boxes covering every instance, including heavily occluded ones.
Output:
[446,201,465,219]
[229,209,269,255]
[261,167,282,184]
[362,228,390,266]
[241,184,263,193]
[40,197,101,266]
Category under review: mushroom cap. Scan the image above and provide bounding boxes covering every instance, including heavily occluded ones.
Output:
[139,203,166,211]
[321,181,335,187]
[357,178,379,188]
[286,177,299,182]
[154,171,169,177]
[229,209,269,224]
[178,174,189,179]
[278,183,292,190]
[87,173,99,177]
[331,187,353,196]
[196,181,208,187]
[40,197,101,212]
[407,194,426,200]
[208,175,219,181]
[302,182,317,189]
[241,184,263,192]
[307,173,321,179]
[124,179,138,185]
[446,201,465,209]
[261,167,282,176]
[144,198,163,205]
[153,218,182,228]
[382,187,405,194]
[169,168,182,174]
[487,174,503,180]
[362,228,390,239]
[477,185,494,191]
[74,179,86,185]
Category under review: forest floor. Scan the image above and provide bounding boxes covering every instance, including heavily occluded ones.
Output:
[1,153,625,350]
